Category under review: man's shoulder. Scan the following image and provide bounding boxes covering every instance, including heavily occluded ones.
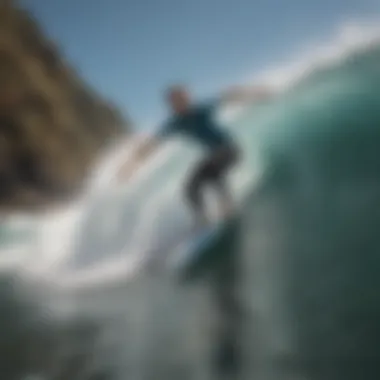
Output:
[195,97,221,113]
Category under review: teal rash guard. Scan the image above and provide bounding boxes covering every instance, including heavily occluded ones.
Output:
[156,99,234,150]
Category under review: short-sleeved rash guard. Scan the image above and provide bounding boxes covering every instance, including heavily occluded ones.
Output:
[156,99,233,150]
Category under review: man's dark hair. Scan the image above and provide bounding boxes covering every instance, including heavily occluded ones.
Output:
[165,84,187,98]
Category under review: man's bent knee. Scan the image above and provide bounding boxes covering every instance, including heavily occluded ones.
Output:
[185,178,202,209]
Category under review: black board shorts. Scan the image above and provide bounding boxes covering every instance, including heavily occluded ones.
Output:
[189,144,240,186]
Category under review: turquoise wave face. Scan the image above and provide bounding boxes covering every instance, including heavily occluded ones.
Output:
[242,45,380,379]
[256,46,380,187]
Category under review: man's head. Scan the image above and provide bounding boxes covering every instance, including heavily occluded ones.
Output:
[166,85,191,114]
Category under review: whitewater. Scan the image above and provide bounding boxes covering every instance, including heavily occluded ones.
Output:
[1,18,380,294]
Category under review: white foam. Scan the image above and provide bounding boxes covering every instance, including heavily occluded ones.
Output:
[249,19,380,92]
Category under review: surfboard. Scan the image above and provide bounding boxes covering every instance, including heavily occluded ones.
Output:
[167,215,239,281]
[168,223,221,269]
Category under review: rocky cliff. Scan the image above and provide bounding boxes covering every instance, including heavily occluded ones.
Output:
[0,0,129,212]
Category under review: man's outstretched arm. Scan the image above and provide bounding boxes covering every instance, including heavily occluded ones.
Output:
[118,134,160,181]
[219,84,274,105]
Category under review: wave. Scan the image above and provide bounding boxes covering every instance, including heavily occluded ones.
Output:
[2,18,380,291]
[249,19,380,92]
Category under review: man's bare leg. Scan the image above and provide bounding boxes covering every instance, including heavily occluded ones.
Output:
[215,179,235,220]
[192,206,211,232]
[186,187,211,233]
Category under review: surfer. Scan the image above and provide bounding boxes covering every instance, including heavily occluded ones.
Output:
[119,84,272,229]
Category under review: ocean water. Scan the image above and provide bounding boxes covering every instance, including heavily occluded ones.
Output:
[1,33,380,379]
[241,44,380,380]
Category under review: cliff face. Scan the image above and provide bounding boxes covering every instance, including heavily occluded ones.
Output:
[0,0,129,212]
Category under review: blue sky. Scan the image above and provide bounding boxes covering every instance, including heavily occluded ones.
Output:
[21,0,379,127]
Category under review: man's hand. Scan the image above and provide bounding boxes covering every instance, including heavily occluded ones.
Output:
[117,135,159,182]
[117,160,138,182]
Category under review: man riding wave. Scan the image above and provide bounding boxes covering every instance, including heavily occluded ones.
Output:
[119,84,272,229]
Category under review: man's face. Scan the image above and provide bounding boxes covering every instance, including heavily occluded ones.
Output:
[167,87,191,114]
